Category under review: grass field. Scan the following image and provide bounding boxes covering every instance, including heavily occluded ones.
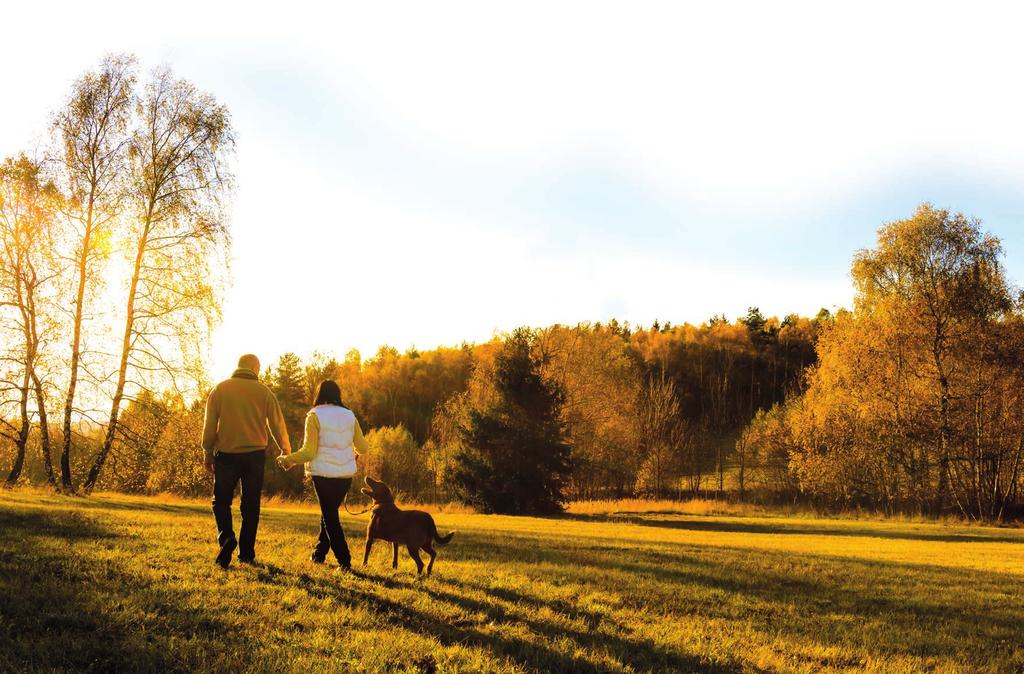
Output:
[1,490,1023,673]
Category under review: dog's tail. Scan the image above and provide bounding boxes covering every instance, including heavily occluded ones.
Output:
[431,520,455,545]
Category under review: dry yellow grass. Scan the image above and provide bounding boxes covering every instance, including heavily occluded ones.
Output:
[1,488,1023,672]
[566,498,766,517]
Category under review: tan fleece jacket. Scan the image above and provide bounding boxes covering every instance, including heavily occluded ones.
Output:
[201,368,292,459]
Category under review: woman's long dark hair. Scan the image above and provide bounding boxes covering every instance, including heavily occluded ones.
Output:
[313,380,346,408]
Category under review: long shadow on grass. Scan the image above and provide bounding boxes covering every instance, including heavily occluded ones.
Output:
[280,570,743,674]
[445,526,1024,668]
[364,571,726,673]
[554,512,1024,544]
[0,505,255,673]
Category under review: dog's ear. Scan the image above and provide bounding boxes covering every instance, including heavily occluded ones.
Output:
[360,487,373,497]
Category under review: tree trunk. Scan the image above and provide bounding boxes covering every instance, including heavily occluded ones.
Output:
[25,281,55,487]
[83,224,148,493]
[61,204,94,492]
[738,440,746,501]
[717,442,724,498]
[4,439,27,487]
[6,271,33,487]
[4,366,30,487]
[32,371,55,486]
[655,448,662,499]
[936,373,951,513]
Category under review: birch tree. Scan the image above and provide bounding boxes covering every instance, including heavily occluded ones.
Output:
[51,55,136,491]
[0,155,60,486]
[83,67,234,492]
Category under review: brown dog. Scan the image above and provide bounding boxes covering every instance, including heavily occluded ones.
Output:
[360,476,455,575]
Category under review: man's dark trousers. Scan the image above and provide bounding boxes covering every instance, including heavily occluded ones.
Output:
[212,449,266,560]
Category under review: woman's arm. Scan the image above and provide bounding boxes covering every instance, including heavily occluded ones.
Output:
[279,413,319,466]
[353,419,369,457]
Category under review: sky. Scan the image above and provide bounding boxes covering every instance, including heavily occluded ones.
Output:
[4,1,1024,377]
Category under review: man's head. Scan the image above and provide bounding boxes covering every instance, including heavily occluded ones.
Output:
[237,354,261,375]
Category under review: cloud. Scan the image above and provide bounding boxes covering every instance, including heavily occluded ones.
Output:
[5,0,1024,376]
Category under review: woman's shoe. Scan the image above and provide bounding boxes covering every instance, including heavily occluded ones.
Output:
[309,553,326,564]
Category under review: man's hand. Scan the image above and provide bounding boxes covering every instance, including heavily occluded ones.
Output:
[204,455,215,475]
[275,455,294,471]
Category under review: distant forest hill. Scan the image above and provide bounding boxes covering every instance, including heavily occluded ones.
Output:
[7,203,1024,519]
[0,53,824,509]
[14,204,1023,523]
[6,56,1023,520]
[16,308,825,504]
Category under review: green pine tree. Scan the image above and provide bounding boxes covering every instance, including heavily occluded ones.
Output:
[451,328,571,514]
[264,352,307,496]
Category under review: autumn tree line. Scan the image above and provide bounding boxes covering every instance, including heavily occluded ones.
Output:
[4,60,1024,520]
[743,205,1024,521]
[46,205,1024,521]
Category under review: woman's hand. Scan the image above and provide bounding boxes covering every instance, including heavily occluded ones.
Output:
[275,455,292,470]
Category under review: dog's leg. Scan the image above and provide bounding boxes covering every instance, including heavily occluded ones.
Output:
[407,545,424,575]
[392,542,399,569]
[363,537,374,566]
[424,543,436,576]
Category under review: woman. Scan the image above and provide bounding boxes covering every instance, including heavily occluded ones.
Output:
[277,380,368,570]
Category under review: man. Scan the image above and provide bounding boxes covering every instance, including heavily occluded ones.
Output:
[202,354,292,568]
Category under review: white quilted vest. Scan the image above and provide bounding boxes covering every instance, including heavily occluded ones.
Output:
[306,405,358,478]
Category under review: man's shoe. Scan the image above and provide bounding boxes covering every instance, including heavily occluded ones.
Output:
[310,554,326,564]
[216,539,237,569]
[237,555,256,565]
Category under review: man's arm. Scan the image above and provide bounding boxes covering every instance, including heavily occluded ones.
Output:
[266,392,292,454]
[280,413,319,467]
[201,387,220,472]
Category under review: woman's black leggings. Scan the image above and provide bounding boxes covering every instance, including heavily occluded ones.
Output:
[311,476,352,567]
